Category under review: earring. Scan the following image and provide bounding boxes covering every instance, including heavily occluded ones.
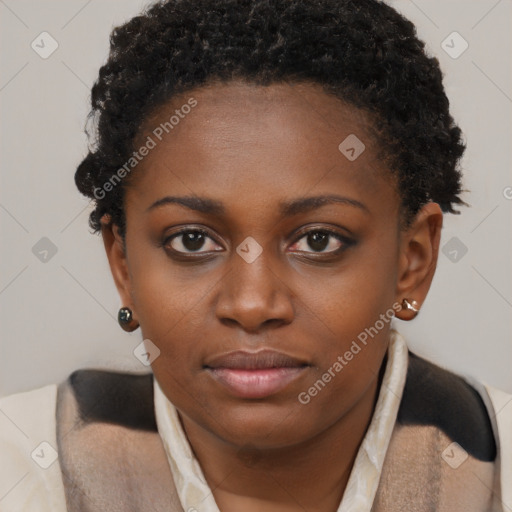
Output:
[401,298,420,313]
[118,307,139,332]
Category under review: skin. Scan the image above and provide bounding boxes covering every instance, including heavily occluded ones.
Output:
[102,80,443,511]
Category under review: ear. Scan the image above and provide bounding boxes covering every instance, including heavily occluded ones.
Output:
[394,202,443,321]
[100,215,134,311]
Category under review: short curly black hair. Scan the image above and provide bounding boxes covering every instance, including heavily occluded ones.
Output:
[75,0,466,237]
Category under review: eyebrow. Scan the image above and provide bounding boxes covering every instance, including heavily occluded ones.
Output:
[146,194,369,216]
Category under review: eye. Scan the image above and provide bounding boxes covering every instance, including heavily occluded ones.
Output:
[163,229,223,255]
[289,228,353,255]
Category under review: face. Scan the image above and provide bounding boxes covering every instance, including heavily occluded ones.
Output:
[104,80,438,449]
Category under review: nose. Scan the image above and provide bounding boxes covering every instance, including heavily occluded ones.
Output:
[214,246,295,333]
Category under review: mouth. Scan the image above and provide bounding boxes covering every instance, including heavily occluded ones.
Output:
[204,349,310,399]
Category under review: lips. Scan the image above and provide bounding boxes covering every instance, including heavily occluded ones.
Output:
[204,349,310,399]
[205,349,308,370]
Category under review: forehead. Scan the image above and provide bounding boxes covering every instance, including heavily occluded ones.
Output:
[138,80,378,161]
[128,80,397,218]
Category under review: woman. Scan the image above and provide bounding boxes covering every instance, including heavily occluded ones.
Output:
[1,0,510,510]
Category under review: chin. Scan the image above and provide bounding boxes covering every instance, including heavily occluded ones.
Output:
[200,400,316,449]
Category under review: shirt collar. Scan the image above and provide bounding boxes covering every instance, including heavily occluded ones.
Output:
[154,329,409,512]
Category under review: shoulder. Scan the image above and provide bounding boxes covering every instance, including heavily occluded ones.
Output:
[397,352,512,507]
[0,384,59,459]
[0,371,160,511]
[56,370,179,511]
[483,382,512,509]
[64,368,156,430]
[0,384,67,511]
[377,349,511,509]
[399,351,497,461]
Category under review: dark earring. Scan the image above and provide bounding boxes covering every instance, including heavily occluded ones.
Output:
[118,307,139,332]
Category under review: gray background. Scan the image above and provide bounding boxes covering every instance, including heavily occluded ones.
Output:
[1,0,511,396]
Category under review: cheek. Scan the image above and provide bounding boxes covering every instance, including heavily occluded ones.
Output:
[296,234,399,341]
[126,251,197,365]
[129,249,209,335]
[292,235,399,402]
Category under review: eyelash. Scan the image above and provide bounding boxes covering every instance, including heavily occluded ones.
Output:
[161,226,355,259]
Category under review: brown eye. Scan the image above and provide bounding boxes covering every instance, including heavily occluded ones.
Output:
[165,229,222,254]
[305,231,330,252]
[290,229,353,254]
